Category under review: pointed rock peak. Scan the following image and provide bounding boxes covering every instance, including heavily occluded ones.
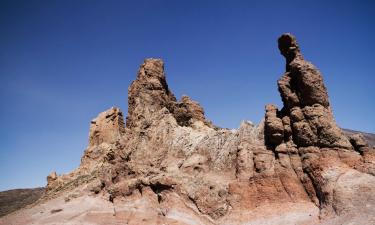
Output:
[278,33,303,63]
[126,58,177,129]
[138,58,166,80]
[88,107,125,147]
[126,58,213,130]
[135,58,172,96]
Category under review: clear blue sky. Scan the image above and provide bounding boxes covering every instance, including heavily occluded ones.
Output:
[0,0,374,191]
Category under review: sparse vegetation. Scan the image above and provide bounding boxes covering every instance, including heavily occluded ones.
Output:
[0,188,45,217]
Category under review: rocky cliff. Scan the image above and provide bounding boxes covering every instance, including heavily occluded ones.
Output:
[1,33,374,225]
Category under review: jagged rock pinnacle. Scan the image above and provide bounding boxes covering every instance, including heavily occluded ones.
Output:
[278,33,303,65]
[267,33,351,149]
[126,58,177,130]
[126,58,212,130]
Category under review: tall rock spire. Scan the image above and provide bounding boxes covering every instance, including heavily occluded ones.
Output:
[126,58,177,130]
[265,33,351,149]
[126,58,212,129]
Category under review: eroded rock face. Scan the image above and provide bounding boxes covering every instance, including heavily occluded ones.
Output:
[265,33,375,219]
[126,59,177,130]
[126,58,212,130]
[264,104,284,146]
[269,33,351,149]
[80,107,125,173]
[46,171,59,191]
[88,107,125,147]
[20,34,374,225]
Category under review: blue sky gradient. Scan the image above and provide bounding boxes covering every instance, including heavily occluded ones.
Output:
[0,0,374,190]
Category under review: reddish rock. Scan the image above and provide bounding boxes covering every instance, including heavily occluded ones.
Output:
[265,33,375,219]
[264,104,284,146]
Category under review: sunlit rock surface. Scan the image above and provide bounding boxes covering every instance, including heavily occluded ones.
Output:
[2,34,374,225]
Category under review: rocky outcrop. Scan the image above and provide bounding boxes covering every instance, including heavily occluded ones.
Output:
[46,171,59,191]
[265,33,375,219]
[264,104,284,145]
[126,59,177,130]
[126,58,212,130]
[2,34,374,225]
[87,107,125,147]
[266,33,351,149]
[80,107,125,172]
[45,107,126,196]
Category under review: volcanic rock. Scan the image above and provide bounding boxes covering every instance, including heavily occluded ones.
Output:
[126,58,212,130]
[80,107,125,172]
[1,34,374,225]
[265,33,375,219]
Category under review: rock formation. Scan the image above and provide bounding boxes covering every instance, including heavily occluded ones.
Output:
[126,58,212,130]
[269,33,352,149]
[1,34,375,225]
[81,107,125,171]
[264,33,375,218]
